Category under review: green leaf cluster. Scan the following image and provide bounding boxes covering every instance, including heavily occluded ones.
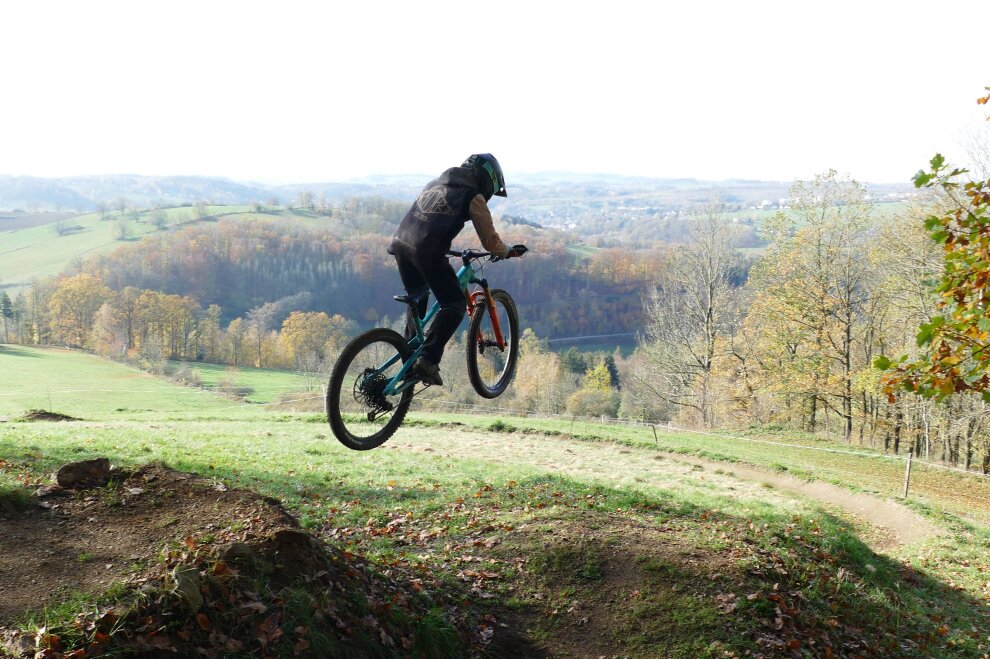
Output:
[882,150,990,400]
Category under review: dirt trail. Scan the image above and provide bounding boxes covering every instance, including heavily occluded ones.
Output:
[667,453,939,548]
[387,427,940,551]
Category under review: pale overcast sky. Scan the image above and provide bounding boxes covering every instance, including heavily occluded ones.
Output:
[1,0,987,184]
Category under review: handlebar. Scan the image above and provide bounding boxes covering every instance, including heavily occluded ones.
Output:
[445,248,491,262]
[446,246,529,263]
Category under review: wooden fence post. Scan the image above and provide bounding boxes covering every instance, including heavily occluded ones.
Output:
[902,453,913,499]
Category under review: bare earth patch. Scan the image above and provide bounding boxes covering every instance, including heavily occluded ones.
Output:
[0,462,501,658]
[0,462,295,624]
[13,410,81,423]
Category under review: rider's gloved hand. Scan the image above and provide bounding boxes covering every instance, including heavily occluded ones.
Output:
[508,244,528,258]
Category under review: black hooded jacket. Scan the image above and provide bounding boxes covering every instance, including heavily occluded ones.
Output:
[390,166,487,259]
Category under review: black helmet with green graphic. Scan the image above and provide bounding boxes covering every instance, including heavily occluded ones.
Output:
[463,153,507,199]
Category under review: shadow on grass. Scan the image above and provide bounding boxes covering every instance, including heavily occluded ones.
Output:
[487,475,990,658]
[0,345,43,358]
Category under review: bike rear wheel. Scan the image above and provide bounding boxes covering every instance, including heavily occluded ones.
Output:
[467,289,519,398]
[327,328,414,450]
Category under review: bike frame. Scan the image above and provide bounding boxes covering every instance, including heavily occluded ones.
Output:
[377,253,507,396]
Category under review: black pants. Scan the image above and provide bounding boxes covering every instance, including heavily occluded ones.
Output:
[390,242,465,365]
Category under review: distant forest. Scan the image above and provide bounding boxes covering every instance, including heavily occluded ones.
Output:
[74,216,681,339]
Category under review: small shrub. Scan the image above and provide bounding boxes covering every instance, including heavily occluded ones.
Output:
[171,365,202,387]
[566,387,620,418]
[217,377,253,399]
[488,419,514,432]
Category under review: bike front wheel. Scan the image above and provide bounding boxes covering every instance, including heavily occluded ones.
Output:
[466,289,519,399]
[327,328,414,450]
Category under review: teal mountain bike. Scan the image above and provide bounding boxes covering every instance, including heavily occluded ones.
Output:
[326,248,523,450]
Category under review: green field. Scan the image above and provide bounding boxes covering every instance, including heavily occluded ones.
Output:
[0,206,329,295]
[725,200,912,227]
[164,359,317,404]
[2,345,989,657]
[0,345,253,420]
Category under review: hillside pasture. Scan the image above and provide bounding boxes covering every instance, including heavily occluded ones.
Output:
[0,346,251,420]
[0,205,277,294]
[1,346,988,657]
[0,212,76,231]
[164,359,317,404]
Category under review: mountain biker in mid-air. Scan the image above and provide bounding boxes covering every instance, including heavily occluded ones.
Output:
[388,153,527,387]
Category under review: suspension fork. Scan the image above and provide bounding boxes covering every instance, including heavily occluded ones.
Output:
[468,278,506,350]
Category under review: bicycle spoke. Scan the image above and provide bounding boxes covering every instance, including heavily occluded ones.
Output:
[328,329,413,449]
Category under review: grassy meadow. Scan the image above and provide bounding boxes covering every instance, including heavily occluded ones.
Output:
[164,359,317,404]
[2,345,989,657]
[0,206,332,295]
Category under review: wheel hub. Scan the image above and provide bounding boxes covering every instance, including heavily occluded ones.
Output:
[354,369,394,417]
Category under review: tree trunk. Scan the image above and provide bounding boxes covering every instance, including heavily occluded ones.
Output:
[858,392,868,446]
[843,318,853,442]
[892,409,903,455]
[883,407,891,452]
[808,395,818,433]
[964,417,976,471]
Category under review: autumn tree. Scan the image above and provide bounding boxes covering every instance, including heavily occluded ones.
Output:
[0,292,12,342]
[618,351,671,422]
[226,317,247,366]
[150,206,169,229]
[566,362,620,418]
[200,304,224,363]
[132,291,201,360]
[279,311,352,370]
[115,218,132,240]
[637,204,741,427]
[297,190,315,211]
[246,302,278,367]
[512,329,569,414]
[745,172,877,438]
[48,274,112,347]
[91,300,128,358]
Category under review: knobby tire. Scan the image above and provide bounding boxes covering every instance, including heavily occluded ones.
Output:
[467,288,519,398]
[327,328,413,450]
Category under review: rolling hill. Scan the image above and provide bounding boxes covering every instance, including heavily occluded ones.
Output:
[1,345,988,657]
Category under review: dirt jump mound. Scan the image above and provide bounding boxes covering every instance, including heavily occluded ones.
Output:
[0,461,487,658]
